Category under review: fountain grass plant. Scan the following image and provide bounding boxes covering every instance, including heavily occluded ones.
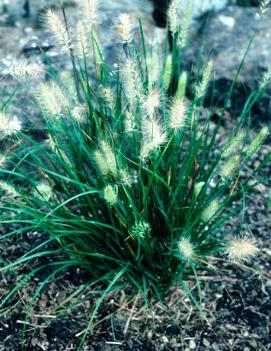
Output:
[0,0,270,348]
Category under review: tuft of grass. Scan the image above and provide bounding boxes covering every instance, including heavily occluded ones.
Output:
[0,1,270,349]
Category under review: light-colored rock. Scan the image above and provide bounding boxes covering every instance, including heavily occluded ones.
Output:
[183,6,271,122]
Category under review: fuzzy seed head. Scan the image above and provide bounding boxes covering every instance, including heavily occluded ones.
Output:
[142,89,161,117]
[0,112,21,138]
[178,0,192,48]
[123,58,141,106]
[178,237,194,260]
[44,9,72,53]
[101,87,114,110]
[260,67,271,88]
[163,55,172,91]
[141,118,167,160]
[100,141,117,176]
[0,181,19,197]
[36,82,69,116]
[168,0,179,34]
[223,131,245,157]
[3,59,44,82]
[116,13,135,44]
[202,199,220,222]
[76,21,89,57]
[104,185,118,206]
[71,105,87,123]
[93,150,108,176]
[169,97,189,131]
[246,127,269,158]
[226,237,258,263]
[220,155,240,178]
[33,182,53,202]
[119,168,134,187]
[77,0,99,31]
[125,111,136,134]
[131,221,150,239]
[259,0,271,16]
[196,60,214,99]
[0,154,6,168]
[94,142,117,178]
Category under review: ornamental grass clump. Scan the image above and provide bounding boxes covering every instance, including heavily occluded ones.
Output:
[0,1,270,347]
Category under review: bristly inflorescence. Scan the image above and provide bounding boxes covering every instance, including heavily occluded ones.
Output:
[140,118,168,161]
[226,236,259,263]
[0,111,21,138]
[3,59,44,82]
[44,9,72,53]
[76,0,100,32]
[195,60,214,100]
[116,13,136,44]
[178,238,195,261]
[168,0,180,34]
[94,142,118,178]
[35,82,69,117]
[168,97,189,131]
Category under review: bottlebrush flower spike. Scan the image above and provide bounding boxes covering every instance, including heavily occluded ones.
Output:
[76,21,89,57]
[0,154,6,167]
[246,126,269,158]
[116,13,135,44]
[33,182,53,202]
[0,112,21,138]
[94,142,118,178]
[119,169,134,187]
[196,60,214,99]
[169,97,189,131]
[142,89,161,117]
[178,0,192,48]
[104,185,118,206]
[125,111,136,134]
[178,237,195,261]
[3,59,44,82]
[202,199,220,222]
[76,0,99,32]
[168,0,179,34]
[44,9,72,53]
[140,118,167,160]
[0,181,20,198]
[220,155,240,178]
[123,58,141,106]
[131,221,150,239]
[36,82,69,117]
[226,237,258,263]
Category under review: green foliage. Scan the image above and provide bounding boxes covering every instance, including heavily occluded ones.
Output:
[0,2,270,348]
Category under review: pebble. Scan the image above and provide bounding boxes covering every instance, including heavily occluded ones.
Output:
[189,339,196,349]
[203,338,210,347]
[161,336,169,343]
[243,330,249,337]
[212,342,220,351]
[147,330,153,340]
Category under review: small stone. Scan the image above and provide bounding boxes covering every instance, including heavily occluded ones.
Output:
[161,336,169,343]
[243,330,249,337]
[147,330,153,340]
[203,338,210,347]
[189,339,196,350]
[212,342,220,351]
